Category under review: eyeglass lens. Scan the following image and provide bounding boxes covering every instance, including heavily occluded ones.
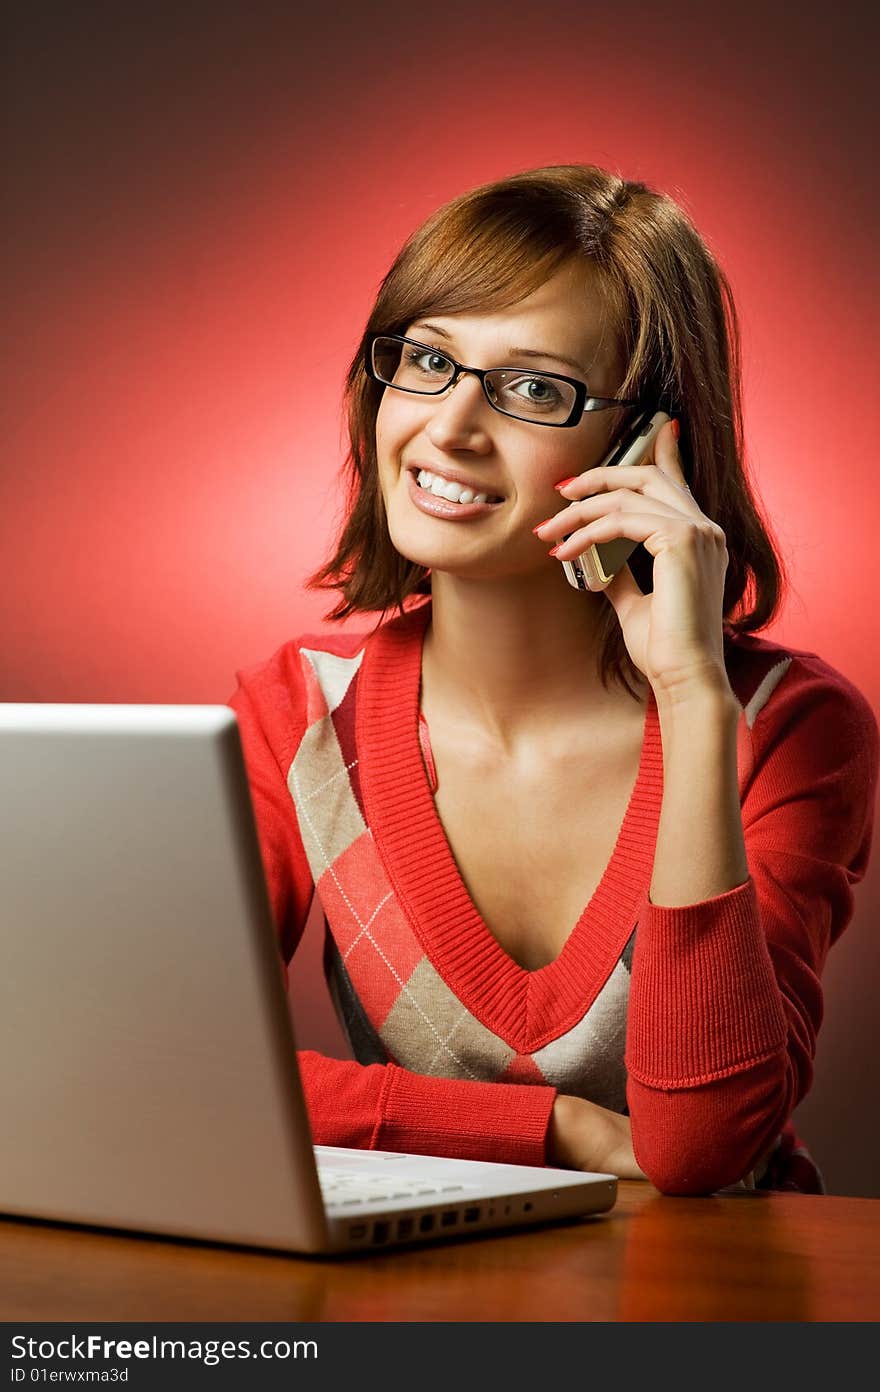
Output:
[371,336,577,425]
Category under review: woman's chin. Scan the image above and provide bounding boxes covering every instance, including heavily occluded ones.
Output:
[386,508,545,583]
[390,541,547,587]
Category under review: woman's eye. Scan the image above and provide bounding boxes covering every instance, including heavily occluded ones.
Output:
[509,376,561,405]
[405,349,450,374]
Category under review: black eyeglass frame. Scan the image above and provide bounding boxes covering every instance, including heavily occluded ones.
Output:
[364,331,642,428]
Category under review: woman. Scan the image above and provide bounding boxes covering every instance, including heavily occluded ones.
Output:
[229,164,878,1195]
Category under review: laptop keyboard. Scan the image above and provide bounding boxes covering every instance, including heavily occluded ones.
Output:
[317,1168,479,1207]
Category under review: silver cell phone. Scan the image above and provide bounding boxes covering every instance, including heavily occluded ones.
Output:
[560,409,671,592]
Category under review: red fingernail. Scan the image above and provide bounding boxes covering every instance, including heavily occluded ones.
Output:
[554,476,577,490]
[549,544,563,557]
[531,517,554,533]
[670,419,681,440]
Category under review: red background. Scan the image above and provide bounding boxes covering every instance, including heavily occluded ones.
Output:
[4,0,879,1194]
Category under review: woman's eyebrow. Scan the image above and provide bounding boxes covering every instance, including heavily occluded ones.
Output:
[409,321,589,376]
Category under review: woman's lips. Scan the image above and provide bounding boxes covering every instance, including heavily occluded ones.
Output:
[405,470,504,521]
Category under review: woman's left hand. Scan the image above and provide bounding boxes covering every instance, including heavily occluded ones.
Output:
[535,419,732,703]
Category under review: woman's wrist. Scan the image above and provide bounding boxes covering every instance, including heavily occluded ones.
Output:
[548,1092,648,1180]
[651,666,738,715]
[547,1092,578,1168]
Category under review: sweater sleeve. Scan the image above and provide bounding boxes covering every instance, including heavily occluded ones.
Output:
[229,645,557,1167]
[624,657,879,1195]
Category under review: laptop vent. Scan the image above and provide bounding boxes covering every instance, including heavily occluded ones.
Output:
[357,1204,496,1246]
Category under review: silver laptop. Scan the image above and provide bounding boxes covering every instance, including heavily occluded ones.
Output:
[0,703,617,1255]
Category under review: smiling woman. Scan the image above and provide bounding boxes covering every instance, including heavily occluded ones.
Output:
[228,164,878,1195]
[373,260,648,606]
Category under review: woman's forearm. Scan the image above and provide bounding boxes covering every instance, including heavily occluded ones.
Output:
[650,684,747,907]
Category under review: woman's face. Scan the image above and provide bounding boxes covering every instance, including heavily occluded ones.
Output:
[375,259,631,582]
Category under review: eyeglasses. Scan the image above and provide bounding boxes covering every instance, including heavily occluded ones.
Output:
[364,332,641,428]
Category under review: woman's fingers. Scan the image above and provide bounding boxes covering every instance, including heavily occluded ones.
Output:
[552,420,695,509]
[652,416,688,486]
[549,506,725,565]
[536,418,724,579]
[538,487,690,551]
[554,464,698,509]
[557,462,697,504]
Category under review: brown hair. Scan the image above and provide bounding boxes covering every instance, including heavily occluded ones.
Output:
[306,163,787,698]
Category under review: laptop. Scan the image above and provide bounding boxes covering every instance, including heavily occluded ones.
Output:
[0,703,617,1255]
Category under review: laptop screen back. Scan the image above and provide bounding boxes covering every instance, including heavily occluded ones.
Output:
[0,704,328,1252]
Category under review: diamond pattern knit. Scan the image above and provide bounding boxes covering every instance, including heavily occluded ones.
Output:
[229,599,878,1194]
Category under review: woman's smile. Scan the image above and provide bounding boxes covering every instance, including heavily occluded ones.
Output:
[405,464,505,522]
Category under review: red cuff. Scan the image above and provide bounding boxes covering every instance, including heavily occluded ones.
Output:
[377,1066,557,1166]
[626,877,787,1088]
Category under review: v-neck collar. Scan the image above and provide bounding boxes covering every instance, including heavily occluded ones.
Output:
[356,600,665,1054]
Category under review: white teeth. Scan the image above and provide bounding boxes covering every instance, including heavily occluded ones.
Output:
[415,469,498,506]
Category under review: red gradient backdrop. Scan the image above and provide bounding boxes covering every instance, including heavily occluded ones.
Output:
[4,1,879,1193]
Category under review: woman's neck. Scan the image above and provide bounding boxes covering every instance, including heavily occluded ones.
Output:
[420,571,648,755]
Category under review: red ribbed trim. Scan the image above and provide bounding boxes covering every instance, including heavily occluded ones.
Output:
[357,602,665,1055]
[377,1065,556,1165]
[625,877,788,1086]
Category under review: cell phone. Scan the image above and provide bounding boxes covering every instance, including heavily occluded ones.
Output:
[560,409,671,592]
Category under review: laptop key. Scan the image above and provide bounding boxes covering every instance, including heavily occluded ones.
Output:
[318,1168,481,1207]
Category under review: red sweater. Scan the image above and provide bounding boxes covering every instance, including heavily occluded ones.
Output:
[228,599,878,1195]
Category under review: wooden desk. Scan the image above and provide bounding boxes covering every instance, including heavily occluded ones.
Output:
[2,1182,878,1322]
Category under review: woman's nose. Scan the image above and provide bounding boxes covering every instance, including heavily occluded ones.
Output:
[425,374,493,448]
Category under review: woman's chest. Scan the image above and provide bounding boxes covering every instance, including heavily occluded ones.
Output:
[427,725,645,972]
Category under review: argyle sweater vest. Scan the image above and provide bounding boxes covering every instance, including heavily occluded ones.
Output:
[230,597,879,1191]
[292,634,639,1112]
[281,600,806,1110]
